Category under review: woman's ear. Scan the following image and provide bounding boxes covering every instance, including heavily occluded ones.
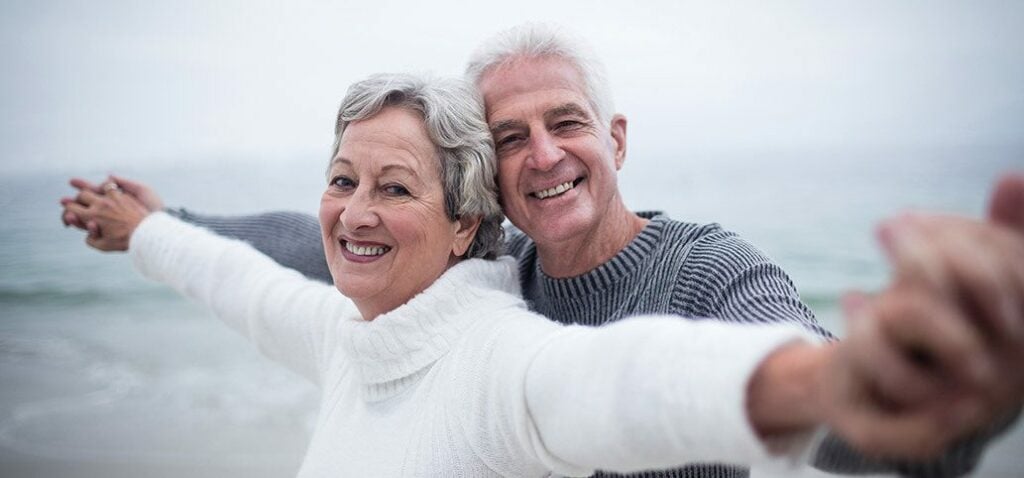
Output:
[452,215,483,257]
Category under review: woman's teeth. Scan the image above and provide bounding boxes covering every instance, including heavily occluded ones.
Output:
[344,242,390,256]
[533,180,575,199]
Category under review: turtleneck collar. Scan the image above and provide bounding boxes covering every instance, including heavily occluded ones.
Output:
[336,257,523,401]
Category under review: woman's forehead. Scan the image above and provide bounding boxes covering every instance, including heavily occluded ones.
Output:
[334,109,439,174]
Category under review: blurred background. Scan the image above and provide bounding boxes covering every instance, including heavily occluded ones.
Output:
[1,1,1021,476]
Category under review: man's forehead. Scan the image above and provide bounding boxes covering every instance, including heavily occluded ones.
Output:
[479,56,586,103]
[480,57,593,125]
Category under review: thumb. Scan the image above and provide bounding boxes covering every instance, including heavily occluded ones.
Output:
[987,172,1024,234]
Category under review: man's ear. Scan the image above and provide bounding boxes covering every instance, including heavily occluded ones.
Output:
[609,114,628,170]
[452,214,483,257]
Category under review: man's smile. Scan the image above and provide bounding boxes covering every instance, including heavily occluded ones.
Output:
[529,177,584,200]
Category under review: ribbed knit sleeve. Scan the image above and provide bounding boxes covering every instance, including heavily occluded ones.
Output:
[167,208,332,284]
[522,317,817,475]
[130,212,351,384]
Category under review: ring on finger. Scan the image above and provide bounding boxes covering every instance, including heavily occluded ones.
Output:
[102,182,120,193]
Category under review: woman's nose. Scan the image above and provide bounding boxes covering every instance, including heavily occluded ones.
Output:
[339,189,380,230]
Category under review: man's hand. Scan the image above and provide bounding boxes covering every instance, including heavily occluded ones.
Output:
[60,176,154,251]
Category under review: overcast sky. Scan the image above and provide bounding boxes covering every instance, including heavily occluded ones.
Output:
[2,0,1022,175]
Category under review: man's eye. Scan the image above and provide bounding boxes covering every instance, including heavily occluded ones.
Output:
[496,135,524,149]
[331,176,356,189]
[555,120,583,130]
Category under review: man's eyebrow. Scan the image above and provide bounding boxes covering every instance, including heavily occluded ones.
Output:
[489,119,525,136]
[545,103,590,121]
[330,157,351,167]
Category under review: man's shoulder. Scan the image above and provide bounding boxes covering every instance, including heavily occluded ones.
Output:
[500,212,771,274]
[642,212,784,290]
[641,211,746,256]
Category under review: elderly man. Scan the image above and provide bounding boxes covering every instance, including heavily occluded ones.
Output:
[64,24,1023,478]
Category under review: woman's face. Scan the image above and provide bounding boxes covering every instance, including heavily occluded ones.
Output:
[320,107,478,320]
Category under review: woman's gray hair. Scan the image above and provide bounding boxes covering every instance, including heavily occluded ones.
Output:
[465,22,615,123]
[330,73,505,260]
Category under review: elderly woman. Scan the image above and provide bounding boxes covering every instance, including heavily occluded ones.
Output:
[72,73,826,476]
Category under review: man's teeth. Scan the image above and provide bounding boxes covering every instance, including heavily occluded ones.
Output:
[344,242,389,256]
[533,180,575,199]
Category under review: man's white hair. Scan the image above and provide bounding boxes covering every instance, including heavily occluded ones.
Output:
[465,23,616,123]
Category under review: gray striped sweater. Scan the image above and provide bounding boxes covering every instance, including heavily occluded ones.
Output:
[167,208,989,478]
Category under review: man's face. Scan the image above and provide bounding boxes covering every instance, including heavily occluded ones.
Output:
[478,56,627,247]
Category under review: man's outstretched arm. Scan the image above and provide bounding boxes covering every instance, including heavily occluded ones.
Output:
[61,175,332,284]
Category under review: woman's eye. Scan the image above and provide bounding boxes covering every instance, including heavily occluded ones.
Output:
[383,184,409,196]
[331,176,356,189]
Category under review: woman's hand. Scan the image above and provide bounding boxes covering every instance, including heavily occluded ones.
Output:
[60,176,154,251]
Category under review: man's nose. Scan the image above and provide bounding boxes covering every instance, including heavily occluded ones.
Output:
[339,188,380,230]
[525,132,565,172]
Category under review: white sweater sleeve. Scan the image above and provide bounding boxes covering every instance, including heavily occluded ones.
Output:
[522,315,818,475]
[129,212,352,384]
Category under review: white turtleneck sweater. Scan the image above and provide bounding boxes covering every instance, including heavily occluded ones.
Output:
[130,212,816,477]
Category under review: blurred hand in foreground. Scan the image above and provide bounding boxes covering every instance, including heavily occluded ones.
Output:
[60,175,155,251]
[820,172,1024,459]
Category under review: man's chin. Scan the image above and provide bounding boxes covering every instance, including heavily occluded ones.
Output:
[518,214,594,247]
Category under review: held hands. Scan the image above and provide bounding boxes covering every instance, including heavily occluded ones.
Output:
[60,175,158,251]
[819,173,1024,459]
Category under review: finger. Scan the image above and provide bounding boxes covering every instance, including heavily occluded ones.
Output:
[61,198,90,229]
[910,217,1024,342]
[62,210,87,230]
[884,215,1024,343]
[76,189,104,206]
[85,233,109,251]
[69,177,102,194]
[86,220,101,239]
[875,287,996,390]
[64,201,91,219]
[836,399,973,460]
[110,174,163,211]
[846,311,945,408]
[109,175,140,194]
[100,179,122,195]
[876,215,952,296]
[988,172,1024,233]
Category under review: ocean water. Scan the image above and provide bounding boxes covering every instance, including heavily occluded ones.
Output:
[0,148,1021,477]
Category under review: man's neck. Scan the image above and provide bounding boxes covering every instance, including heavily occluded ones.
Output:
[535,201,649,279]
